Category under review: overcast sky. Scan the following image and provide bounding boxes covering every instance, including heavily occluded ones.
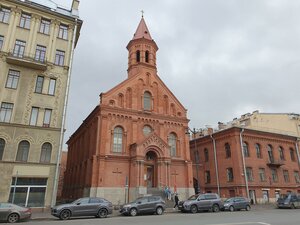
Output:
[57,0,300,146]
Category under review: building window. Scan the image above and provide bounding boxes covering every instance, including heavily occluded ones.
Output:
[227,168,234,182]
[40,142,52,163]
[271,168,278,182]
[16,140,30,162]
[8,178,47,207]
[35,76,44,93]
[113,126,123,153]
[48,79,56,95]
[0,8,10,23]
[290,148,296,162]
[35,45,46,62]
[143,125,152,136]
[225,143,231,158]
[267,145,274,162]
[246,167,254,182]
[294,171,300,183]
[278,146,285,161]
[55,50,65,66]
[0,138,5,160]
[19,13,31,29]
[0,35,4,50]
[58,24,68,40]
[259,168,266,182]
[29,107,39,126]
[204,148,209,162]
[283,170,290,183]
[39,19,50,34]
[13,40,26,58]
[205,171,211,184]
[243,142,250,157]
[168,133,177,157]
[43,109,52,127]
[255,143,261,158]
[0,102,13,122]
[145,51,149,63]
[6,70,20,89]
[195,150,200,164]
[136,50,140,62]
[143,91,152,110]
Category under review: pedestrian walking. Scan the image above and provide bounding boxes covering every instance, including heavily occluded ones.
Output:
[173,193,179,209]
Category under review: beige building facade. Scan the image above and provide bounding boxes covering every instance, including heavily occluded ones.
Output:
[0,0,82,208]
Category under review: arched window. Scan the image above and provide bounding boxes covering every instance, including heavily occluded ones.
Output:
[136,50,140,62]
[143,125,152,136]
[168,133,177,157]
[290,148,296,161]
[267,144,274,162]
[243,142,249,157]
[143,91,152,110]
[40,142,52,163]
[278,146,285,161]
[118,93,124,108]
[194,150,200,164]
[225,143,231,158]
[113,126,123,153]
[16,140,30,162]
[0,138,5,160]
[255,143,261,158]
[145,51,149,63]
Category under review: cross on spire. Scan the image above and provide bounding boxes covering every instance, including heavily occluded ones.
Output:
[141,10,144,18]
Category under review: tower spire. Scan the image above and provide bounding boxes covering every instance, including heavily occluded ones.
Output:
[132,17,152,40]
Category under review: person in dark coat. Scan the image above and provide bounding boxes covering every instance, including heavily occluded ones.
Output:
[173,193,179,209]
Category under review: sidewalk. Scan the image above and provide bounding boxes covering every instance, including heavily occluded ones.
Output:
[31,204,276,220]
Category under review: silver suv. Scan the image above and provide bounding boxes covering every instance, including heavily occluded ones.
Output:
[178,193,223,213]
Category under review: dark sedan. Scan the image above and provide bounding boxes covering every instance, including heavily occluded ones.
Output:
[223,197,251,212]
[51,197,113,220]
[0,203,31,223]
[120,196,166,216]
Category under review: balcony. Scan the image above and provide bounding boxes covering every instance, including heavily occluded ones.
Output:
[267,158,284,167]
[6,50,48,70]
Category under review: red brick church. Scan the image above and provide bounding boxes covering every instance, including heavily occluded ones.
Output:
[63,17,194,204]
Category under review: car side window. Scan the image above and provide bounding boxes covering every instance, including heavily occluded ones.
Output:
[205,194,216,200]
[78,198,90,204]
[148,196,159,202]
[90,198,103,203]
[198,195,206,200]
[137,198,148,204]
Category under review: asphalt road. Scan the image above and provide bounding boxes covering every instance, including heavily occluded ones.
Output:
[19,208,300,225]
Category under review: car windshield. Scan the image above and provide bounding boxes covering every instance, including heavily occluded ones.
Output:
[224,198,233,203]
[188,194,199,200]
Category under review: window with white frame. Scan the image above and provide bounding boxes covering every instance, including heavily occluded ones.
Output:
[283,170,290,183]
[43,109,52,127]
[0,8,10,23]
[0,138,5,160]
[294,171,300,183]
[35,45,46,62]
[40,142,52,163]
[271,168,278,182]
[48,79,56,95]
[168,133,177,157]
[227,168,234,182]
[35,76,44,93]
[143,91,151,110]
[13,40,26,58]
[113,126,123,153]
[0,102,13,122]
[29,107,39,126]
[246,167,254,181]
[39,19,50,34]
[58,24,68,40]
[259,168,266,182]
[19,13,31,29]
[16,140,30,162]
[6,70,20,89]
[0,36,4,50]
[55,50,65,66]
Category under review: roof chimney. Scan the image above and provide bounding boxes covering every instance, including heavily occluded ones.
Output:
[71,0,79,16]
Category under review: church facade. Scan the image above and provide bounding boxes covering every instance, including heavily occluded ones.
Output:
[63,18,194,204]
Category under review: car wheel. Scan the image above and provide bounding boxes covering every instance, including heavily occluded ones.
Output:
[60,209,71,220]
[98,208,108,218]
[246,205,251,211]
[130,208,138,216]
[7,213,19,223]
[229,206,235,212]
[212,204,220,213]
[156,206,163,215]
[190,205,198,214]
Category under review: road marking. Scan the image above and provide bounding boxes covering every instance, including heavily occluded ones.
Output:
[258,223,271,225]
[207,222,271,225]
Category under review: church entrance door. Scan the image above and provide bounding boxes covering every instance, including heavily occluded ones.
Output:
[144,151,157,188]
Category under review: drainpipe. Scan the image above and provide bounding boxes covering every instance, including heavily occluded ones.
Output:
[239,128,250,199]
[51,18,78,208]
[295,138,300,168]
[210,134,220,196]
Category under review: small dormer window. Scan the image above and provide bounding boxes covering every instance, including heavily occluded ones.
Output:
[136,50,140,62]
[145,51,149,63]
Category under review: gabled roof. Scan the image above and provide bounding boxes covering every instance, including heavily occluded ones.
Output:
[132,17,152,40]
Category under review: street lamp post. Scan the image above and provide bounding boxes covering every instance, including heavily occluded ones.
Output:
[186,128,201,194]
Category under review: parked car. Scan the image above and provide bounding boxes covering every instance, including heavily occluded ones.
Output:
[223,197,251,212]
[120,196,166,216]
[51,197,113,220]
[277,193,300,209]
[178,193,223,213]
[0,203,31,223]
